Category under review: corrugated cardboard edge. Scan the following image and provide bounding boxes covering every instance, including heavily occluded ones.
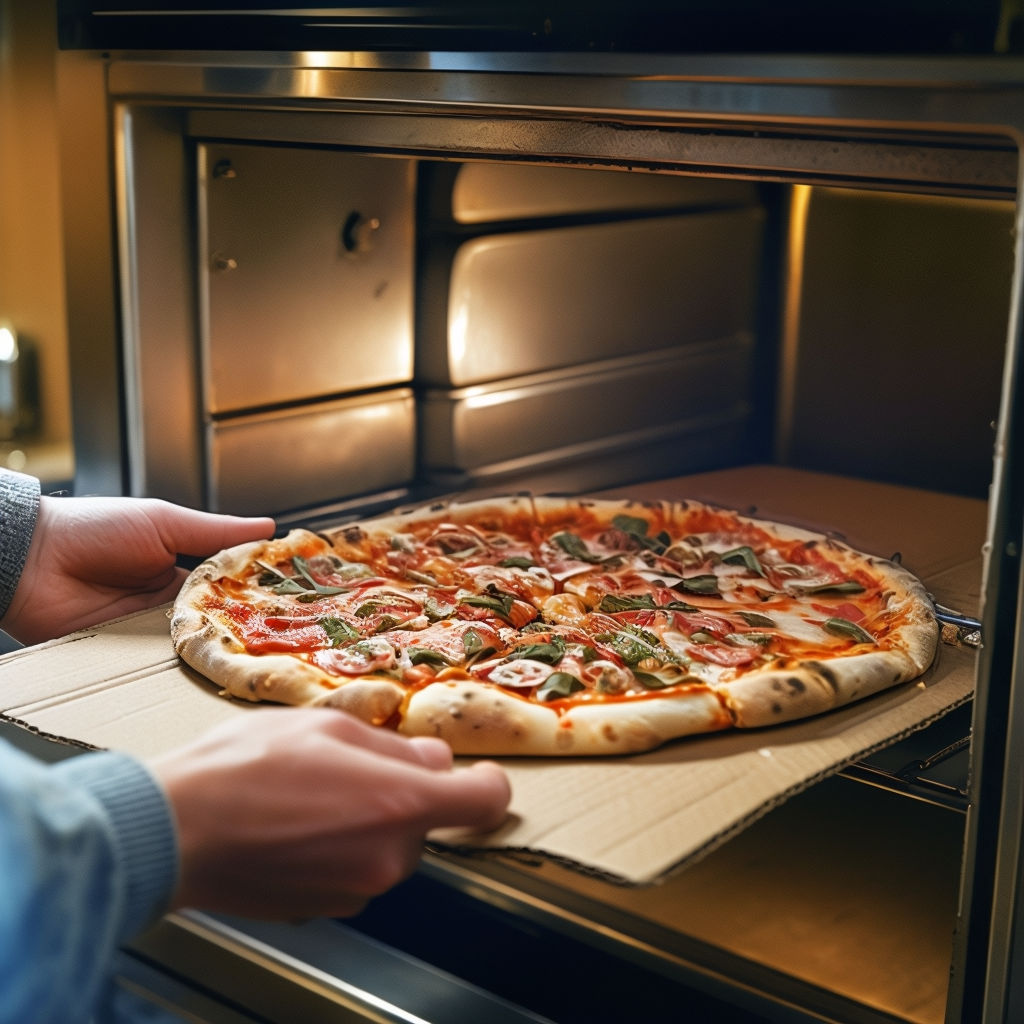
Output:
[433,684,973,888]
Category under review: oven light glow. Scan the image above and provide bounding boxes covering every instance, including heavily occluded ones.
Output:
[449,303,469,368]
[0,326,18,364]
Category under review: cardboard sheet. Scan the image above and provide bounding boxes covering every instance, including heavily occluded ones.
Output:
[0,466,984,885]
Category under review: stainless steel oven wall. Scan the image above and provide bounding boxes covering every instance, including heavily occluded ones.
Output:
[778,186,1014,499]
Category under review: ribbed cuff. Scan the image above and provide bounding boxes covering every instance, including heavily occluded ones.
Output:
[0,470,40,621]
[53,751,179,941]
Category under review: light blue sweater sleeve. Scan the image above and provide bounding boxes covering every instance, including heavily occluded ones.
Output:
[0,469,179,1022]
[0,742,179,1024]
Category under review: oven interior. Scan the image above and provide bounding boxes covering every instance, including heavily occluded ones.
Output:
[36,31,1024,1024]
[101,138,1010,1024]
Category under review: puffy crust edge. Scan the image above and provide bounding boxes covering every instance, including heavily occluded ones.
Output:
[402,680,731,756]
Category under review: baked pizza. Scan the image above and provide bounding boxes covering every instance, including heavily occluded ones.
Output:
[170,495,939,756]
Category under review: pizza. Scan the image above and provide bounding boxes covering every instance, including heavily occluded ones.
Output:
[170,494,939,756]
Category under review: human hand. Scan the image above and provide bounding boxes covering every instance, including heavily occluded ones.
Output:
[151,708,511,919]
[1,495,274,644]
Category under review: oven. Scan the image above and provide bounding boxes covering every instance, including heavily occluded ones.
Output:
[47,3,1024,1021]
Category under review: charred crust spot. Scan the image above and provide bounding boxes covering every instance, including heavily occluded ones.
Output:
[340,525,366,544]
[807,661,840,694]
[786,676,806,695]
[602,724,619,742]
[771,702,783,714]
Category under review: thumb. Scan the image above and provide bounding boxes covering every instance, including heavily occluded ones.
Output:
[425,760,512,833]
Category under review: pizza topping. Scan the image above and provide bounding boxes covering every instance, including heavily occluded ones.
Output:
[823,616,876,645]
[717,545,766,576]
[174,497,938,754]
[738,610,776,627]
[539,592,589,626]
[311,636,397,676]
[255,556,352,600]
[486,658,554,690]
[458,586,538,627]
[536,671,586,701]
[551,531,604,565]
[321,616,360,646]
[672,574,720,596]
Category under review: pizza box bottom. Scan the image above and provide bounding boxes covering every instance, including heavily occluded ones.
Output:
[0,465,983,886]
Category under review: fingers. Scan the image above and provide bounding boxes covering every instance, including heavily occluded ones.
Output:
[152,501,276,558]
[422,759,512,833]
[407,736,454,770]
[301,709,511,830]
[314,708,455,769]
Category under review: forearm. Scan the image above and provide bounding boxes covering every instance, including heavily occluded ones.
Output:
[0,470,40,622]
[0,741,178,1024]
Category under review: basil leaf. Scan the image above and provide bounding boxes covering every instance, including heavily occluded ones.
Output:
[610,513,671,555]
[272,578,313,596]
[404,569,440,586]
[408,648,450,667]
[674,574,720,595]
[552,531,602,564]
[291,556,347,596]
[462,628,495,662]
[536,672,585,701]
[790,580,866,595]
[498,556,534,569]
[598,593,657,613]
[423,595,457,622]
[611,513,650,536]
[665,599,700,612]
[320,616,359,646]
[594,624,663,666]
[720,546,765,577]
[690,630,717,644]
[507,640,566,665]
[460,591,515,620]
[738,611,776,627]
[373,615,403,633]
[824,617,876,644]
[634,671,673,690]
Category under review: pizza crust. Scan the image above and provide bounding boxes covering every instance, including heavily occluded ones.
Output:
[402,679,731,755]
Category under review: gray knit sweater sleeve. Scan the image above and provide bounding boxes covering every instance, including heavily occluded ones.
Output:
[0,470,41,620]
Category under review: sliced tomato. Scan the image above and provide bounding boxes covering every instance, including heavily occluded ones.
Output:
[388,620,503,665]
[685,642,761,667]
[811,601,867,622]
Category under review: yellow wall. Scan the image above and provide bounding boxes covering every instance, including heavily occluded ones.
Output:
[0,0,72,477]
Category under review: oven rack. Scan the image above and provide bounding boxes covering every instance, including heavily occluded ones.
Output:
[840,699,972,812]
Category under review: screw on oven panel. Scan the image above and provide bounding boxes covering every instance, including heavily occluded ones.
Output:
[342,212,381,255]
[212,159,237,180]
[210,253,238,273]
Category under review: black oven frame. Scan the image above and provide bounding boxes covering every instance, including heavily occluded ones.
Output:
[54,43,1024,1022]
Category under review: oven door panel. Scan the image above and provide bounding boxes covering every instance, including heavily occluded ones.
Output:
[418,207,765,388]
[207,389,416,516]
[199,142,415,414]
